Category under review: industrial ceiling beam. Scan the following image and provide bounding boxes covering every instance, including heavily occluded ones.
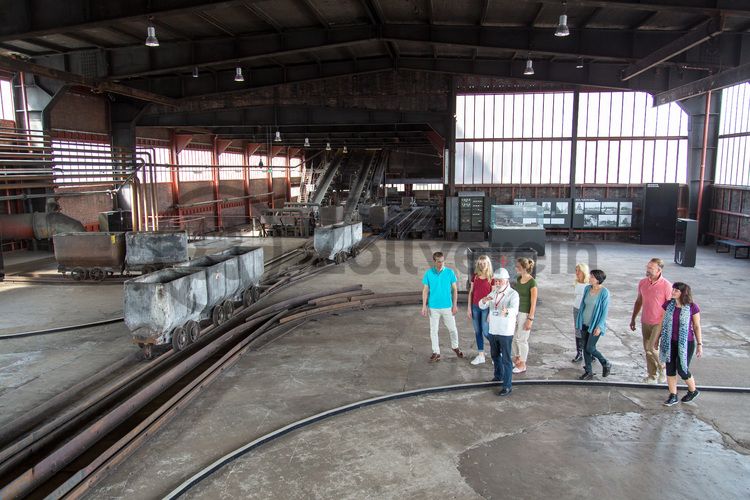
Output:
[94,23,740,80]
[653,62,750,104]
[512,0,750,18]
[0,0,261,42]
[621,17,724,81]
[129,52,711,103]
[137,104,450,129]
[0,54,179,107]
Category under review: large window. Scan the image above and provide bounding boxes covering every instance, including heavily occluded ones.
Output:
[577,92,687,184]
[456,91,688,185]
[177,147,212,182]
[0,79,14,122]
[52,138,114,185]
[716,82,750,187]
[136,141,171,183]
[218,150,244,180]
[456,93,573,184]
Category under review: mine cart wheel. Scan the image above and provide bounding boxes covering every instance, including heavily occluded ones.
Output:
[89,268,106,282]
[350,247,359,258]
[186,320,200,344]
[172,327,188,352]
[212,304,227,326]
[140,343,153,360]
[223,300,235,318]
[71,268,87,281]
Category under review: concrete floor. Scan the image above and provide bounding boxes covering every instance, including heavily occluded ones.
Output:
[1,239,749,498]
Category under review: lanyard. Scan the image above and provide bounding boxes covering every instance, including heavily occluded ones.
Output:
[493,286,509,310]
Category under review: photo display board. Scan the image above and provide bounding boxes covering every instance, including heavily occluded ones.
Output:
[513,199,570,228]
[573,199,634,229]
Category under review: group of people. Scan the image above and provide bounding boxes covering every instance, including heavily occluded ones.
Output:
[422,253,703,405]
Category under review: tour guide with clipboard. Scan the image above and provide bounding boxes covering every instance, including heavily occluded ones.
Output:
[478,268,520,396]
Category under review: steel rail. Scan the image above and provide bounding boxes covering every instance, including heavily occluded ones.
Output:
[0,285,364,499]
[0,233,371,497]
[0,317,125,340]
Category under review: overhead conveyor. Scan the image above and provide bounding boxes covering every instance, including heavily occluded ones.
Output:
[309,153,344,206]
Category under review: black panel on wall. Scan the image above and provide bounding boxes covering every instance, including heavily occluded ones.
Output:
[641,183,679,245]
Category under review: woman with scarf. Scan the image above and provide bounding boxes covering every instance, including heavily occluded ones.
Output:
[655,282,703,406]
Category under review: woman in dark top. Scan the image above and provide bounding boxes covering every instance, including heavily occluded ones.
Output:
[656,282,703,406]
[467,255,493,365]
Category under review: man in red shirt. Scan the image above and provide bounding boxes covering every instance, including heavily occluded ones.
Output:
[630,258,673,384]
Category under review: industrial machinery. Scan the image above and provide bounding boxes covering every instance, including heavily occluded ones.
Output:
[260,207,315,237]
[124,245,264,358]
[52,230,189,280]
[313,221,363,263]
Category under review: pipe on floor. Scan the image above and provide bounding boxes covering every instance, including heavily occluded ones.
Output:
[164,379,750,499]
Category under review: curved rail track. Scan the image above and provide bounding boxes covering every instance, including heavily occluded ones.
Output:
[0,236,386,499]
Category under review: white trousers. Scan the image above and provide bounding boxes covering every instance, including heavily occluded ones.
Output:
[512,311,531,362]
[428,307,459,354]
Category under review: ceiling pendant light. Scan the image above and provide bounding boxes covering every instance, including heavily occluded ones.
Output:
[234,67,244,82]
[555,2,570,37]
[524,58,535,76]
[145,21,159,47]
[258,158,264,169]
[326,141,332,151]
[192,67,199,78]
[274,130,282,142]
[576,57,584,69]
[343,145,348,154]
[304,137,310,147]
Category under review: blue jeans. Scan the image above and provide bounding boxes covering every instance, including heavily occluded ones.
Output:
[471,304,489,351]
[489,335,514,389]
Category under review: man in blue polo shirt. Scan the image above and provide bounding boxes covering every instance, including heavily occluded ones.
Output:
[421,251,464,362]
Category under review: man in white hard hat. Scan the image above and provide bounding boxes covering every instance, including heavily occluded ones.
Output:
[478,268,519,396]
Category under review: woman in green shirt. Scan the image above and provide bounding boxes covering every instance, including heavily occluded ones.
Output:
[512,257,538,374]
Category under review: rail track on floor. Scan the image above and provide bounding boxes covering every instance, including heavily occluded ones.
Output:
[0,235,389,499]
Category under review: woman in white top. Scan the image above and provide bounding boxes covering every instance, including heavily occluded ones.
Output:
[572,263,590,363]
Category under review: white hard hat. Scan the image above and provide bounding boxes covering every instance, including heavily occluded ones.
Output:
[493,268,510,280]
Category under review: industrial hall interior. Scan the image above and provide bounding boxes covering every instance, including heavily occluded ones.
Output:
[1,0,750,498]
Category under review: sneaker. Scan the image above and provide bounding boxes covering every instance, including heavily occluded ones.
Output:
[657,371,667,384]
[571,353,583,363]
[578,371,593,380]
[471,353,486,365]
[498,388,512,397]
[663,393,679,406]
[429,353,441,362]
[602,362,612,378]
[642,376,657,384]
[681,390,700,403]
[453,348,464,358]
[512,366,526,374]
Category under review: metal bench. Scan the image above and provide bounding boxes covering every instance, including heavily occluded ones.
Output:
[716,239,750,259]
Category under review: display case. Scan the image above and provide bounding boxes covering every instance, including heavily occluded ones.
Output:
[491,204,544,229]
[489,204,546,256]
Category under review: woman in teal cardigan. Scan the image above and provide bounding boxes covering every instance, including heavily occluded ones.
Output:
[575,269,613,380]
